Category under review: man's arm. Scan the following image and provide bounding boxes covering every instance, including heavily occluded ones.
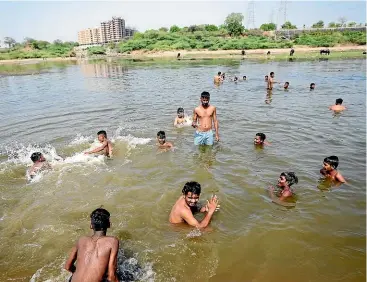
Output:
[192,108,198,128]
[64,244,78,273]
[107,238,119,282]
[181,208,215,229]
[174,117,178,126]
[213,107,219,141]
[336,173,346,183]
[85,141,108,154]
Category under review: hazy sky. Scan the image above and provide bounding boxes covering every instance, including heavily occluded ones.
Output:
[0,1,365,42]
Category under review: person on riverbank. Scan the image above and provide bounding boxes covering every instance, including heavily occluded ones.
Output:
[254,133,270,146]
[157,131,173,149]
[214,72,222,84]
[310,83,316,90]
[84,130,113,158]
[329,98,346,112]
[320,156,346,183]
[269,172,298,205]
[174,107,192,127]
[64,208,119,282]
[169,181,219,227]
[28,152,52,178]
[192,91,219,145]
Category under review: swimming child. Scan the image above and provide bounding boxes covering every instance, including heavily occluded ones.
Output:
[269,172,299,205]
[254,133,270,146]
[157,131,173,149]
[283,82,289,90]
[320,156,346,183]
[243,76,247,81]
[27,152,52,178]
[265,75,269,82]
[310,83,316,90]
[84,130,113,158]
[174,108,192,127]
[214,72,222,84]
[329,98,346,112]
[64,208,119,282]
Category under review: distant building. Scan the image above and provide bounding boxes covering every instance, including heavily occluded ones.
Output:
[125,27,136,37]
[78,16,133,45]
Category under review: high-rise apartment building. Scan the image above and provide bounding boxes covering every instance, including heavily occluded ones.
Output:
[78,27,101,45]
[125,27,136,37]
[78,16,131,45]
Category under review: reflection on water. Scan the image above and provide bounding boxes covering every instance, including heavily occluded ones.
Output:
[0,58,366,282]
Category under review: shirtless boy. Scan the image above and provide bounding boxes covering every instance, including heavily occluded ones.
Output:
[254,133,270,146]
[169,181,219,228]
[269,172,298,206]
[267,72,279,90]
[174,108,191,127]
[157,131,173,149]
[84,130,113,158]
[64,208,119,282]
[329,98,346,112]
[214,72,222,84]
[320,155,346,183]
[28,152,52,178]
[192,91,219,145]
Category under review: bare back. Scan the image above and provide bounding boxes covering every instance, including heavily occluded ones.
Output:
[194,105,216,132]
[71,236,118,282]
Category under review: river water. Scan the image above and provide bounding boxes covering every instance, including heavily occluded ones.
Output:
[0,58,365,282]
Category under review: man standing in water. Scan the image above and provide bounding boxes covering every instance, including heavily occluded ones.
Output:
[65,208,119,282]
[267,72,278,90]
[169,181,219,228]
[192,91,219,145]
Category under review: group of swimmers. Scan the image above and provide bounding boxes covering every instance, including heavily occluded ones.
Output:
[24,70,348,282]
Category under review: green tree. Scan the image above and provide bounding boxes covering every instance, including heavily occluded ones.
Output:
[260,23,277,31]
[224,13,245,36]
[53,39,63,45]
[281,21,297,29]
[205,24,218,32]
[169,25,180,32]
[347,22,356,27]
[311,20,324,28]
[4,37,16,48]
[338,17,347,27]
[328,22,336,28]
[159,27,168,32]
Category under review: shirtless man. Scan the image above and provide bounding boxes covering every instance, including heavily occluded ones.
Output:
[329,98,346,112]
[192,91,219,146]
[28,152,51,178]
[269,172,298,207]
[267,72,279,90]
[157,131,173,149]
[254,133,270,146]
[85,130,113,158]
[320,155,346,183]
[169,181,219,228]
[65,208,119,282]
[214,72,222,84]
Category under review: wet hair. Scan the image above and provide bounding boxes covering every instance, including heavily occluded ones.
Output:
[201,91,210,99]
[265,75,268,77]
[157,131,166,139]
[97,130,107,138]
[182,181,201,195]
[177,107,184,114]
[90,208,110,231]
[324,155,339,169]
[30,152,42,163]
[310,83,315,88]
[270,72,274,76]
[336,98,343,105]
[256,133,266,141]
[280,172,298,186]
[218,72,221,75]
[243,76,247,79]
[285,82,289,85]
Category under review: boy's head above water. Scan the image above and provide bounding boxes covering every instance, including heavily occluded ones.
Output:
[30,152,45,163]
[310,83,316,90]
[254,133,266,145]
[278,172,298,187]
[182,181,201,207]
[270,72,274,78]
[177,107,184,118]
[323,155,339,170]
[157,131,166,144]
[284,82,289,89]
[90,208,111,232]
[97,130,107,142]
[335,98,343,105]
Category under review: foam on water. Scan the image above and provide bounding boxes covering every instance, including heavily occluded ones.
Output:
[69,133,94,145]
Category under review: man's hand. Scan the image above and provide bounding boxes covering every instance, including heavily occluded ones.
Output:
[192,121,197,128]
[215,134,220,142]
[207,196,219,213]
